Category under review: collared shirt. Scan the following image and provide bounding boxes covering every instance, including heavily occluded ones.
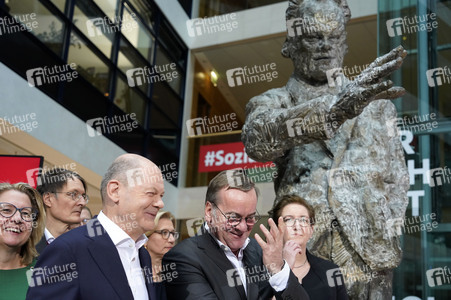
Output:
[97,211,149,300]
[205,223,289,293]
[44,228,55,244]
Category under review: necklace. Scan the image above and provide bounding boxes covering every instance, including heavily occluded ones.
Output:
[293,257,308,268]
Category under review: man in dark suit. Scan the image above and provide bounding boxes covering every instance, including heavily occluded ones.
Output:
[163,170,310,299]
[27,154,166,300]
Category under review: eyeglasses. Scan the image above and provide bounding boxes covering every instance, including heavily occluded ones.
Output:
[154,229,179,240]
[283,216,311,227]
[212,202,261,227]
[53,191,89,204]
[0,202,37,222]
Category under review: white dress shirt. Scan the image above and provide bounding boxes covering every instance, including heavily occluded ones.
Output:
[205,223,289,294]
[44,228,55,244]
[97,211,149,300]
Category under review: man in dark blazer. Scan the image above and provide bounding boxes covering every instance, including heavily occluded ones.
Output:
[27,154,166,300]
[163,170,310,300]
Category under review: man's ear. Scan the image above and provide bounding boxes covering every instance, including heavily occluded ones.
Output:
[107,180,121,204]
[205,201,213,223]
[42,192,53,208]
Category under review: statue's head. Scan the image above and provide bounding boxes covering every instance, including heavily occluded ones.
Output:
[282,0,351,84]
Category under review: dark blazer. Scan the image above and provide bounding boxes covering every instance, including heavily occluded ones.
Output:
[26,219,165,300]
[35,235,47,254]
[303,251,349,300]
[162,228,310,300]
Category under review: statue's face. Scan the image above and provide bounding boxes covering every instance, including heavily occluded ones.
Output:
[288,10,347,83]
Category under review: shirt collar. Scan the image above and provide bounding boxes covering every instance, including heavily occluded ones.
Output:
[44,228,55,243]
[97,211,148,249]
[204,223,250,255]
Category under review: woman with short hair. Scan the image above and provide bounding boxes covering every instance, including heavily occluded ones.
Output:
[272,194,349,300]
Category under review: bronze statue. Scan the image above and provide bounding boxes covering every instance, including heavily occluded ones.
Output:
[242,0,409,298]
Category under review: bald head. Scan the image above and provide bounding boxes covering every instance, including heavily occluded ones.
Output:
[100,154,161,203]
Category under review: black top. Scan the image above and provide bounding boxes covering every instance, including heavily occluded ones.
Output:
[301,250,349,300]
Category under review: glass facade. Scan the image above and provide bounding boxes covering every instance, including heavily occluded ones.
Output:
[0,0,188,185]
[181,0,286,17]
[379,0,451,298]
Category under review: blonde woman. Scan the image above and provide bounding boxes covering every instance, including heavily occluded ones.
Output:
[0,182,45,299]
[145,210,178,282]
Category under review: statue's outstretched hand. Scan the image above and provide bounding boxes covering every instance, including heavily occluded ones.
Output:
[331,46,407,120]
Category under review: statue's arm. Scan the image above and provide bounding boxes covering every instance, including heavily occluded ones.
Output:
[243,46,408,163]
[242,90,337,162]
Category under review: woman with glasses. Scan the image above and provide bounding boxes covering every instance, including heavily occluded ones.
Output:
[0,182,45,299]
[145,210,179,283]
[272,194,349,300]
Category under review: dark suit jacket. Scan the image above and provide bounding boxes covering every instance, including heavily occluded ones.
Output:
[26,219,165,300]
[35,235,47,254]
[303,251,349,300]
[162,228,310,300]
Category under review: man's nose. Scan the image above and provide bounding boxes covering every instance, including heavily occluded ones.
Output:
[319,38,332,50]
[235,218,249,232]
[154,197,164,209]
